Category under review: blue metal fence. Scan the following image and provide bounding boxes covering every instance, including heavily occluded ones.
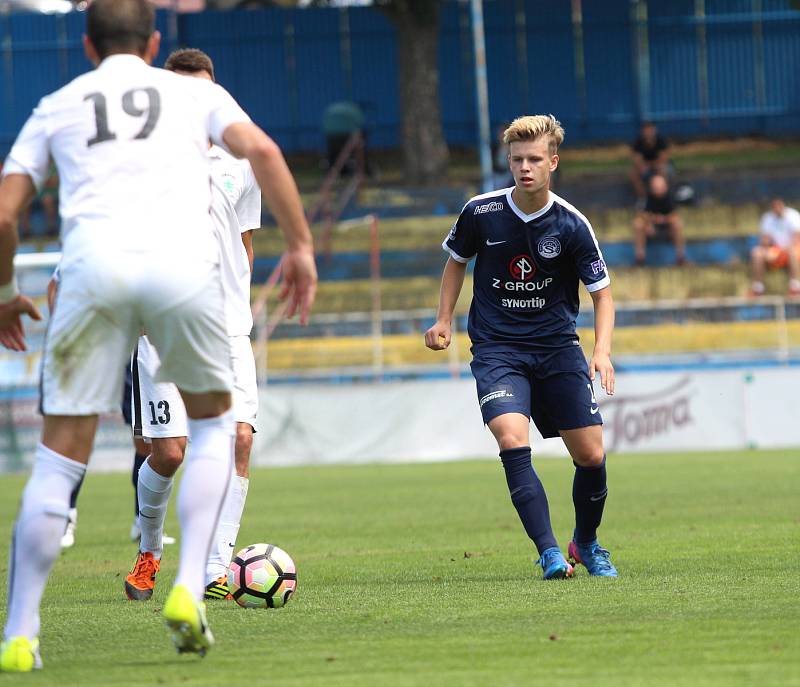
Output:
[1,0,798,155]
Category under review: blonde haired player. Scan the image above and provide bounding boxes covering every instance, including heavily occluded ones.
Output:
[425,114,618,581]
[0,0,316,671]
[125,48,263,603]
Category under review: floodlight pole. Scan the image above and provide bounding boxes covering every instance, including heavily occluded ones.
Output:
[470,0,493,193]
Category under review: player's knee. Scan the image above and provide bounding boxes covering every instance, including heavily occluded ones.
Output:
[573,449,605,469]
[496,434,528,450]
[150,442,185,475]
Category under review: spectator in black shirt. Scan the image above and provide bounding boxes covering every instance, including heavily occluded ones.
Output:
[629,121,672,201]
[632,174,686,266]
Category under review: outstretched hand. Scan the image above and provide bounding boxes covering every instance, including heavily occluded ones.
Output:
[0,294,42,351]
[278,247,318,325]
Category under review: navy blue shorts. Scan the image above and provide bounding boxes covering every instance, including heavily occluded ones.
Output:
[470,345,602,438]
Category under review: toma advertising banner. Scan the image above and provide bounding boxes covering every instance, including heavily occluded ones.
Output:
[1,367,798,472]
[253,368,799,466]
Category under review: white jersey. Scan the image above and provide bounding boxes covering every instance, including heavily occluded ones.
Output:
[209,145,261,336]
[760,207,800,249]
[2,54,250,267]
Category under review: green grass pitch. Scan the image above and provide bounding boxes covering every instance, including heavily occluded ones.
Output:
[0,450,798,686]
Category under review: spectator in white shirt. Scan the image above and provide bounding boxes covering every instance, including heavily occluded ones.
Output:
[750,197,800,296]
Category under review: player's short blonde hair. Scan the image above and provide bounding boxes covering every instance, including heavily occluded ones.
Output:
[503,115,565,155]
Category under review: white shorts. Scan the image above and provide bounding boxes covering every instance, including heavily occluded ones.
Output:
[41,251,232,416]
[132,334,258,439]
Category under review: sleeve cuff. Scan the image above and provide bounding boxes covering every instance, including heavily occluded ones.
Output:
[441,240,471,263]
[1,160,44,193]
[584,275,611,293]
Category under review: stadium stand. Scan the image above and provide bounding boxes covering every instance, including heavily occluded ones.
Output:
[244,192,800,377]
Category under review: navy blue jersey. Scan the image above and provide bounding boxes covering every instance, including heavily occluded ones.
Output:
[443,188,610,349]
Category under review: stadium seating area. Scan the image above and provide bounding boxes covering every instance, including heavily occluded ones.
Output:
[246,196,800,376]
[11,188,800,380]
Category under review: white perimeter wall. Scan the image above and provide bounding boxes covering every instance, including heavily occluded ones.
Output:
[4,367,797,474]
[252,367,800,465]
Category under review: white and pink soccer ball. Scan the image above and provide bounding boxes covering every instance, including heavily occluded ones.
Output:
[228,543,297,609]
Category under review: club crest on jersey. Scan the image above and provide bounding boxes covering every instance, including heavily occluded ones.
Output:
[538,236,561,258]
[509,254,536,281]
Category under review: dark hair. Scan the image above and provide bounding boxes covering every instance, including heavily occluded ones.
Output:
[164,48,215,82]
[86,0,155,60]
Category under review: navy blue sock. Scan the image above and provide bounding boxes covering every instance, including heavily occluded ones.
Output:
[572,456,608,544]
[499,447,558,556]
[132,452,147,516]
[69,474,85,509]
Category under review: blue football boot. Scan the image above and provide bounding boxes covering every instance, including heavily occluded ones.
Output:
[536,546,574,580]
[567,538,618,577]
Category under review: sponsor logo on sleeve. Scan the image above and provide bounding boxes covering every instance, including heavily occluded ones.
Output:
[447,223,457,241]
[591,258,606,275]
[474,201,504,215]
[538,237,561,258]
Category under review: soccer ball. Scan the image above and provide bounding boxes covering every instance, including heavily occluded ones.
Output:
[228,543,297,609]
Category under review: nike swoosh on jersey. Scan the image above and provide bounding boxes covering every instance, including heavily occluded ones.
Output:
[486,239,507,246]
[590,406,600,415]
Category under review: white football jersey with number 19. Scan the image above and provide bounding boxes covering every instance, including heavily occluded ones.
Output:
[3,53,250,264]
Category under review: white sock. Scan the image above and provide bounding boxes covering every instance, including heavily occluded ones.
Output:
[206,475,249,583]
[751,281,765,294]
[4,444,86,640]
[137,457,174,559]
[174,411,234,600]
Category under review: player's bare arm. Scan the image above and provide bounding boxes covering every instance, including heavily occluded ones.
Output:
[0,173,43,350]
[223,121,317,324]
[589,286,615,396]
[425,257,467,350]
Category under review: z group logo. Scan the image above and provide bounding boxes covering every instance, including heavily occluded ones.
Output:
[509,254,535,281]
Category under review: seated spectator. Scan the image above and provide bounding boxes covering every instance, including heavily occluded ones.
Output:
[632,174,686,266]
[749,197,800,296]
[322,100,368,176]
[629,120,672,201]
